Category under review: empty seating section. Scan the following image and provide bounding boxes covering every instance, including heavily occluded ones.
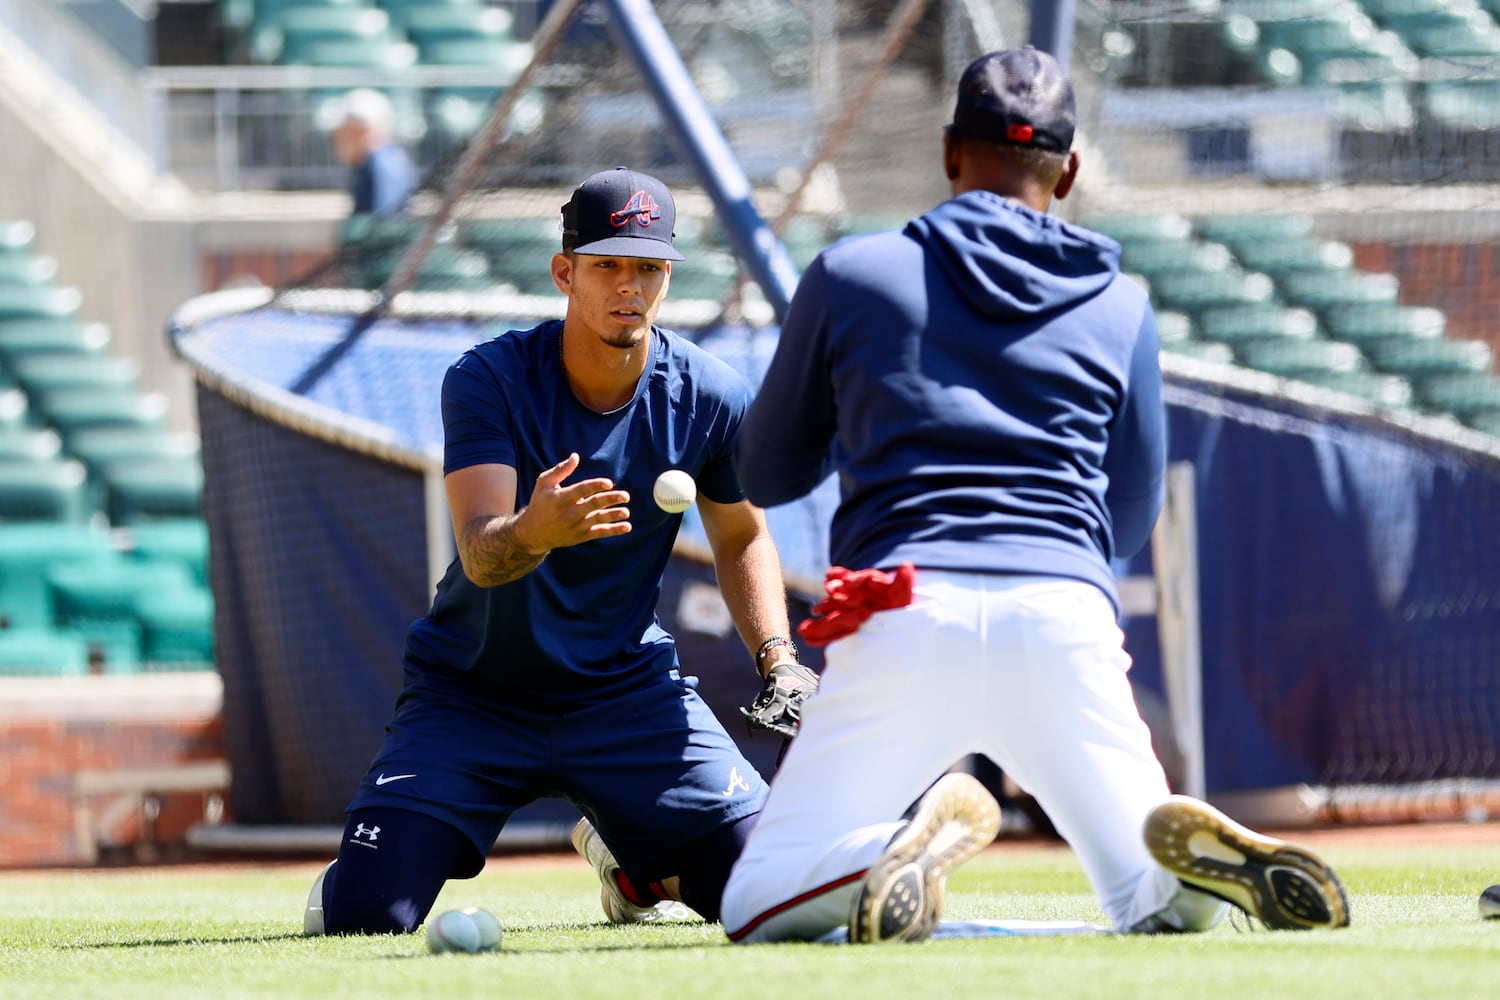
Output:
[1086,211,1500,430]
[0,220,215,675]
[225,0,537,144]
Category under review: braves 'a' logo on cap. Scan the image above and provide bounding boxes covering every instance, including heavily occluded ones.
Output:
[610,189,661,229]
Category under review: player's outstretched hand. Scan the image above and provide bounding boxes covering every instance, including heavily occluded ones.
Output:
[520,452,632,550]
[740,662,820,740]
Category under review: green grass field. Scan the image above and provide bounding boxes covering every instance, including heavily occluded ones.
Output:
[2,838,1497,999]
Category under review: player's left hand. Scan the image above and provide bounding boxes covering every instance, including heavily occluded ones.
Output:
[740,662,820,740]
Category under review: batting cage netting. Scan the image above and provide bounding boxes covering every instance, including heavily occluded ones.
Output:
[170,0,1500,833]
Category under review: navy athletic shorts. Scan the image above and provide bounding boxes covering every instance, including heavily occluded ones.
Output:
[347,663,769,875]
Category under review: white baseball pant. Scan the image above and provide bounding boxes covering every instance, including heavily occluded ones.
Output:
[721,570,1223,942]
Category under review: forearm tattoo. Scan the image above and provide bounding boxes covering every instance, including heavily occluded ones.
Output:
[459,515,547,586]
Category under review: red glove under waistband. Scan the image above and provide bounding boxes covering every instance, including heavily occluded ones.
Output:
[797,562,917,647]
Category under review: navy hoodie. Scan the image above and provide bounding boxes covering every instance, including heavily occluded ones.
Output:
[734,191,1165,613]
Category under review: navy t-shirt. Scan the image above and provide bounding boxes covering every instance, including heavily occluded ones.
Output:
[404,319,751,708]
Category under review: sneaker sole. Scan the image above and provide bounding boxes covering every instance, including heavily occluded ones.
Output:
[850,773,1001,944]
[571,818,663,925]
[1144,795,1350,930]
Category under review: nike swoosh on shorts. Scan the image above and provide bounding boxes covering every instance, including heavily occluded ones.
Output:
[374,773,416,785]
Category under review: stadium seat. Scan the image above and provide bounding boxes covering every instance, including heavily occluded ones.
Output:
[1118,241,1235,281]
[34,389,170,441]
[1384,9,1500,56]
[0,386,27,430]
[1161,339,1236,364]
[1147,269,1276,315]
[0,285,82,322]
[1228,239,1356,276]
[1417,371,1500,420]
[0,220,36,255]
[379,0,483,20]
[1236,338,1368,379]
[123,517,211,586]
[1196,305,1320,344]
[0,458,91,523]
[253,6,394,64]
[0,255,58,286]
[360,243,493,291]
[1154,310,1194,345]
[101,458,206,525]
[135,585,216,669]
[401,5,515,47]
[0,522,116,628]
[0,321,111,366]
[461,216,561,294]
[0,426,62,463]
[1462,407,1500,435]
[8,354,140,397]
[286,36,418,69]
[0,626,90,676]
[1362,336,1493,381]
[1194,213,1316,248]
[1276,269,1401,312]
[1087,213,1193,245]
[1321,302,1446,343]
[1295,368,1417,408]
[66,427,200,476]
[47,558,197,672]
[1421,75,1500,130]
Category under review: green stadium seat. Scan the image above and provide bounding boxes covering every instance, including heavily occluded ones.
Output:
[1417,372,1500,420]
[420,36,532,68]
[1421,76,1500,130]
[0,458,91,523]
[0,387,27,430]
[380,0,482,19]
[0,220,36,255]
[0,321,111,365]
[1147,269,1276,315]
[460,216,561,293]
[0,255,58,286]
[47,558,196,672]
[1277,270,1401,312]
[1197,305,1319,344]
[123,517,210,586]
[8,354,140,397]
[0,626,90,676]
[1154,310,1194,344]
[0,427,62,463]
[664,251,739,302]
[34,389,170,441]
[1321,302,1445,343]
[253,7,394,64]
[1087,214,1193,245]
[402,5,514,47]
[341,212,425,249]
[1161,339,1236,364]
[1361,0,1454,18]
[1228,239,1355,276]
[0,522,116,628]
[1296,368,1417,407]
[136,585,215,669]
[1385,10,1500,57]
[0,285,82,322]
[288,36,418,68]
[101,458,205,525]
[1236,338,1368,379]
[66,427,200,476]
[1462,408,1500,435]
[361,244,493,291]
[1363,336,1493,381]
[1118,241,1234,281]
[1193,214,1314,248]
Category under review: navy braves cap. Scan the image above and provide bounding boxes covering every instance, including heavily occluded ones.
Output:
[950,47,1076,153]
[560,166,685,261]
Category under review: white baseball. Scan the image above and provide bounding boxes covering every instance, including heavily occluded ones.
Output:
[461,906,503,950]
[425,909,483,954]
[653,469,696,514]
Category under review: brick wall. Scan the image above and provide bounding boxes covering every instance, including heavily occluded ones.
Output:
[1352,241,1500,358]
[0,674,227,868]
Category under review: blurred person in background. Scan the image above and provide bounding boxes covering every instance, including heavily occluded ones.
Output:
[331,88,417,217]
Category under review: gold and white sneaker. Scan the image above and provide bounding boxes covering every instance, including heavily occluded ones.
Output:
[849,773,1001,943]
[1144,795,1350,930]
[571,818,691,924]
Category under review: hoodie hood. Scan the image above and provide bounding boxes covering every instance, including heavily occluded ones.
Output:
[906,190,1119,319]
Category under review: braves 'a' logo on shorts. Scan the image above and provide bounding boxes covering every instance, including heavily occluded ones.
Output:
[610,190,661,229]
[720,766,752,797]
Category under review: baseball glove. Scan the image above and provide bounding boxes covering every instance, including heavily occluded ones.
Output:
[740,662,820,740]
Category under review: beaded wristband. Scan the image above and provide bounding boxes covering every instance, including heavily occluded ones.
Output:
[755,636,798,672]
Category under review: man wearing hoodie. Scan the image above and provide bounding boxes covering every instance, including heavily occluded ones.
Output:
[719,48,1351,944]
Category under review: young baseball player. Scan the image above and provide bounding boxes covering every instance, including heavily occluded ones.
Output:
[302,167,816,935]
[720,48,1350,943]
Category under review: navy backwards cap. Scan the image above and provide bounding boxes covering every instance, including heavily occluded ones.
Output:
[950,47,1076,153]
[560,166,686,261]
